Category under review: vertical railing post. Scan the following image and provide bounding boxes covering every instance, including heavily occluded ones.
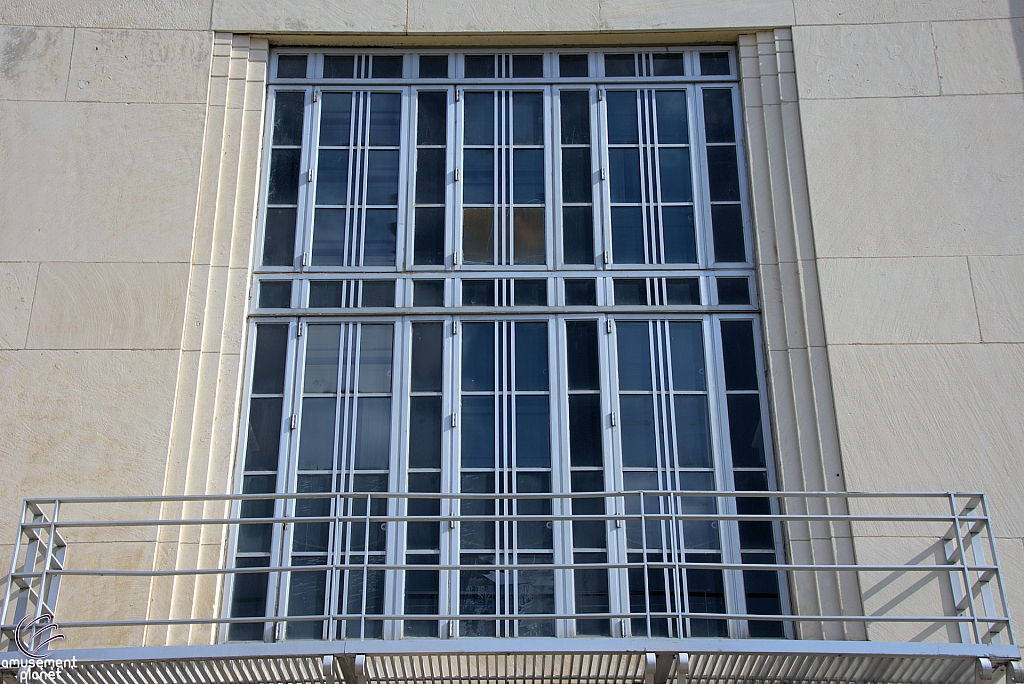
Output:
[947,493,982,644]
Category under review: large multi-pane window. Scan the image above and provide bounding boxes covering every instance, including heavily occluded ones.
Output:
[230,48,787,642]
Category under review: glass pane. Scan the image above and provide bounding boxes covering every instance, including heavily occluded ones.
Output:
[311,208,345,266]
[461,395,495,468]
[513,92,544,146]
[655,90,688,144]
[561,147,592,203]
[613,279,647,305]
[419,55,448,78]
[658,147,692,203]
[259,280,291,309]
[608,148,641,203]
[515,322,548,390]
[354,397,392,469]
[362,209,397,266]
[717,277,750,305]
[604,54,635,77]
[666,278,700,305]
[606,91,638,144]
[462,279,495,306]
[513,207,545,264]
[413,280,444,306]
[416,147,446,204]
[700,52,731,76]
[663,206,696,263]
[262,207,297,266]
[308,280,343,308]
[252,324,288,394]
[727,395,765,468]
[409,396,442,469]
[611,206,644,264]
[568,394,602,467]
[369,92,401,146]
[358,324,394,393]
[268,148,301,205]
[304,324,341,393]
[559,54,588,78]
[574,567,610,636]
[315,149,349,205]
[245,397,283,471]
[707,146,740,202]
[720,320,758,391]
[417,91,447,145]
[653,53,684,76]
[464,55,495,79]
[371,55,403,78]
[513,279,546,306]
[712,204,746,262]
[414,206,445,266]
[566,321,599,390]
[461,323,495,391]
[616,322,652,390]
[361,280,395,307]
[702,89,736,144]
[666,324,705,394]
[405,569,440,636]
[564,278,596,306]
[559,90,590,144]
[463,208,495,264]
[513,54,543,78]
[619,395,656,468]
[319,92,352,146]
[273,92,305,146]
[515,396,550,467]
[562,206,594,265]
[277,54,307,78]
[411,322,443,392]
[464,91,494,145]
[463,149,494,204]
[674,395,712,468]
[513,149,544,204]
[286,570,326,639]
[366,150,399,205]
[298,397,336,470]
[323,55,354,78]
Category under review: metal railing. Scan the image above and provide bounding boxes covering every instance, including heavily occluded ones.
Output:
[0,491,1020,684]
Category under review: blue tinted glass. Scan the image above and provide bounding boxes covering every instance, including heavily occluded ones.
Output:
[658,147,692,203]
[462,323,495,391]
[669,322,706,391]
[606,91,638,144]
[463,149,494,204]
[616,322,652,391]
[619,395,656,467]
[369,93,401,146]
[611,206,644,264]
[515,396,550,467]
[362,209,397,266]
[513,149,544,204]
[655,90,687,144]
[662,206,696,263]
[316,150,348,205]
[366,150,400,205]
[319,92,351,146]
[464,92,494,145]
[461,395,495,468]
[608,148,641,203]
[515,322,548,391]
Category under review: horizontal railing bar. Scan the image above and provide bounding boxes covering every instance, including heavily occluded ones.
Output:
[12,561,1001,577]
[2,614,1009,630]
[16,512,982,529]
[16,490,991,506]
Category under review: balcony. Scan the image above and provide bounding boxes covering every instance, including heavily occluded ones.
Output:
[1,491,1020,684]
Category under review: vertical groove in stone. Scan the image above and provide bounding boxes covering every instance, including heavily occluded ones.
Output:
[740,29,867,642]
[148,32,268,647]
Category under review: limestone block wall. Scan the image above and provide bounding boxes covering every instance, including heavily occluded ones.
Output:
[0,0,1022,648]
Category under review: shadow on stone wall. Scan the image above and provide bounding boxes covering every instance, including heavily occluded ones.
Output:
[1011,0,1024,91]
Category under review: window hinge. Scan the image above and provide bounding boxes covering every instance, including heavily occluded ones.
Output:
[297,322,304,337]
[448,621,455,638]
[290,414,297,430]
[598,88,604,101]
[312,90,318,103]
[274,622,284,642]
[455,89,461,102]
[453,251,459,266]
[451,413,458,428]
[603,250,610,265]
[301,252,309,267]
[454,168,461,181]
[606,319,613,334]
[452,321,459,335]
[610,412,617,427]
[600,167,607,181]
[307,169,313,183]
